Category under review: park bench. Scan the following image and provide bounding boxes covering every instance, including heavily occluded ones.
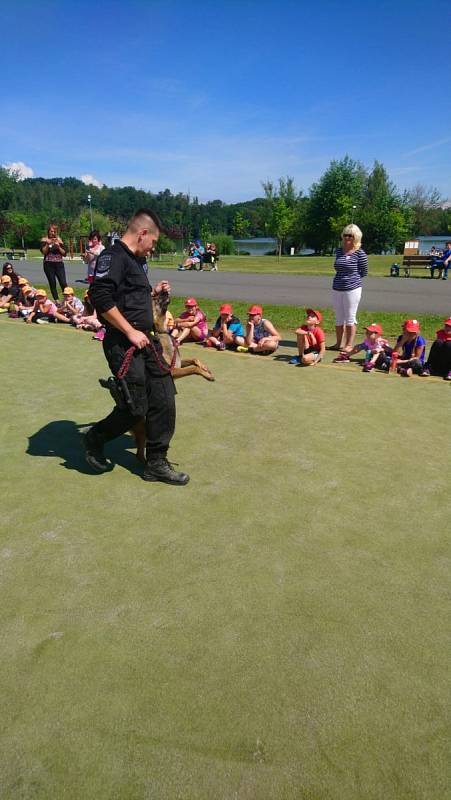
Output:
[0,248,27,261]
[401,254,436,278]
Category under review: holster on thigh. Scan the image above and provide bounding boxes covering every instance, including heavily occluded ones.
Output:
[98,377,147,417]
[101,336,149,417]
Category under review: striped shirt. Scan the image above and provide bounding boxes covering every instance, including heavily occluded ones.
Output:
[332,248,368,292]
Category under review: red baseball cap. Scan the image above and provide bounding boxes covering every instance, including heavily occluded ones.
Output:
[306,308,322,323]
[220,303,232,314]
[185,297,197,306]
[248,305,262,315]
[365,323,383,335]
[443,318,451,327]
[403,319,420,333]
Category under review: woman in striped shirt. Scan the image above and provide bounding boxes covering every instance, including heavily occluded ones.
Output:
[330,224,368,353]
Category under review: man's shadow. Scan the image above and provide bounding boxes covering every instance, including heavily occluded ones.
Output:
[27,420,142,475]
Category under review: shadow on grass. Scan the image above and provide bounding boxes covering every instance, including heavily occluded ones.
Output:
[27,419,142,476]
[273,353,296,363]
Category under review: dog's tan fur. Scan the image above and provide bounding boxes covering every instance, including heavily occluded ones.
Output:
[133,292,214,460]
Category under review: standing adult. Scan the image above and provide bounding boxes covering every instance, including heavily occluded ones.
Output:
[83,230,105,283]
[330,224,368,353]
[85,208,189,485]
[40,224,67,301]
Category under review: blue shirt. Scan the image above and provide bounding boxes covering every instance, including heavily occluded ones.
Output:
[396,334,426,364]
[333,248,368,292]
[214,315,244,337]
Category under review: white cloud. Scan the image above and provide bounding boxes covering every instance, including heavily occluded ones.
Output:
[3,161,34,180]
[80,173,104,189]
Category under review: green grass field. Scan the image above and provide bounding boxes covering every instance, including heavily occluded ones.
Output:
[23,252,402,277]
[1,318,449,799]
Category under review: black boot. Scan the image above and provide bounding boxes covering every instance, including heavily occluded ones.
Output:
[142,457,189,485]
[83,428,113,473]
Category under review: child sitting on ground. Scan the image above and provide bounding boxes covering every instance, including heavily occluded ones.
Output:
[0,275,20,311]
[334,322,391,371]
[289,309,326,366]
[205,303,245,350]
[57,287,84,322]
[72,291,103,332]
[237,305,281,355]
[393,319,426,376]
[17,285,36,319]
[172,297,208,344]
[26,289,59,323]
[421,317,451,380]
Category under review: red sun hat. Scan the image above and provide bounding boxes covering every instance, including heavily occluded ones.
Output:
[220,303,232,314]
[306,308,322,323]
[365,323,383,335]
[185,297,197,306]
[443,318,451,327]
[403,319,420,333]
[248,305,262,315]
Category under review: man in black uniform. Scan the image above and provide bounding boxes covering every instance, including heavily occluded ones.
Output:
[84,208,189,485]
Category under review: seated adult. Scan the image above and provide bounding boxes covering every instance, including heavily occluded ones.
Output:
[0,275,20,310]
[177,240,204,271]
[2,261,24,285]
[421,317,451,380]
[205,303,245,350]
[237,305,281,354]
[430,250,444,279]
[172,297,208,344]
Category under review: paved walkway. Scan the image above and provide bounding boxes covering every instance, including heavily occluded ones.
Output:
[18,259,451,315]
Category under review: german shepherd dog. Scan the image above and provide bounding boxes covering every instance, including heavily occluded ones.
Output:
[133,290,214,460]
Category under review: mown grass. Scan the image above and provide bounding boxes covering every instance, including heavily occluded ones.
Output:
[0,317,449,800]
[54,288,443,343]
[21,251,403,277]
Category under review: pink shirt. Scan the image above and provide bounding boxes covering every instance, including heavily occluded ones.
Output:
[180,309,208,337]
[36,299,57,315]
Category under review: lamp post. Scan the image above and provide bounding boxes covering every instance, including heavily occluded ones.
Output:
[352,205,357,224]
[87,194,93,229]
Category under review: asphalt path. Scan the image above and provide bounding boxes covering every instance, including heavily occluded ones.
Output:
[17,258,451,315]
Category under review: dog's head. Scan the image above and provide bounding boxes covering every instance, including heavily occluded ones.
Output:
[152,289,171,333]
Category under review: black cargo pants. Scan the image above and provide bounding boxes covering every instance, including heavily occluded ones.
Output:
[92,328,176,457]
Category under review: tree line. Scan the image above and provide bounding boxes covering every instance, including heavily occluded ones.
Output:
[0,156,449,254]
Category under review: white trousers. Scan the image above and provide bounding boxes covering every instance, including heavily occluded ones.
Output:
[332,287,362,325]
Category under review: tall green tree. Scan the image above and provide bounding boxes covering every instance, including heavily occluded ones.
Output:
[262,177,301,256]
[0,167,16,211]
[359,161,406,252]
[6,211,32,248]
[232,211,251,239]
[303,156,367,253]
[402,184,444,235]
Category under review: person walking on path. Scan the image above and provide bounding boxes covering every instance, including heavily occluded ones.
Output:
[40,224,68,301]
[85,208,189,485]
[330,223,368,353]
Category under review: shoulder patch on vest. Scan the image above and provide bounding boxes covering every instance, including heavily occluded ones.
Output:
[95,253,112,277]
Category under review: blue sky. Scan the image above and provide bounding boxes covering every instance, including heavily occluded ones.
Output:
[1,0,450,202]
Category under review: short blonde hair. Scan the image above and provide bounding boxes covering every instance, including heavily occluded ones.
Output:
[342,223,362,250]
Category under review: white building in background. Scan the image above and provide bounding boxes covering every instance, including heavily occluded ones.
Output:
[418,235,451,254]
[233,237,314,256]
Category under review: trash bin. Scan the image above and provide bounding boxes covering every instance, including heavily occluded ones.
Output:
[390,263,400,277]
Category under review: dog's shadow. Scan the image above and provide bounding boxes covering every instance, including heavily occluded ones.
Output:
[26,420,141,475]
